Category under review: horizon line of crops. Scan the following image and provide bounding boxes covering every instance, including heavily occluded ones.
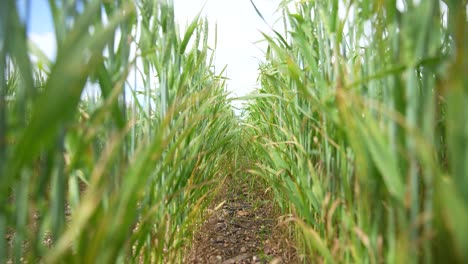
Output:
[1,0,240,262]
[244,0,467,263]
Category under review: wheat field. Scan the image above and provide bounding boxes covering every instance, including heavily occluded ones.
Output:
[1,0,467,263]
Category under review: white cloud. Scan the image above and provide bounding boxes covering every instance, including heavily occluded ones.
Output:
[174,0,281,98]
[28,31,56,61]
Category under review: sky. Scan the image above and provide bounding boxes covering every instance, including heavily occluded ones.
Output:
[20,0,283,103]
[173,0,280,99]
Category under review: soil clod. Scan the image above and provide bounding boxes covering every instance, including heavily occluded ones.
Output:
[186,178,296,263]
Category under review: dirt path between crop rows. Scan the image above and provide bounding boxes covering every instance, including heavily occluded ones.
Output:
[185,177,297,264]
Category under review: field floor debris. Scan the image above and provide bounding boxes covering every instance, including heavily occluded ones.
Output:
[186,177,297,264]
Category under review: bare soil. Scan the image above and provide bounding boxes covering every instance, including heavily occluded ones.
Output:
[185,177,297,264]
